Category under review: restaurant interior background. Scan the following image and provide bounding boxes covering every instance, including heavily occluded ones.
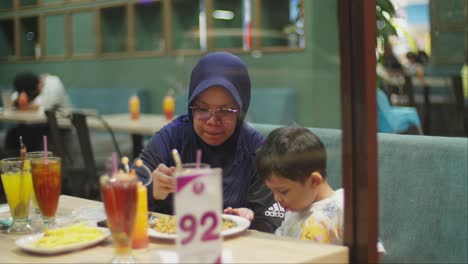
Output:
[0,0,466,135]
[0,0,466,263]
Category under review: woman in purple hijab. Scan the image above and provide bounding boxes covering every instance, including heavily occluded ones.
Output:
[136,52,282,232]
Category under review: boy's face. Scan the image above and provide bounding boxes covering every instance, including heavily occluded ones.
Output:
[265,173,318,212]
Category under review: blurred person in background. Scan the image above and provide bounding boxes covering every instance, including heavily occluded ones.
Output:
[3,72,71,155]
[11,72,71,112]
[405,50,429,77]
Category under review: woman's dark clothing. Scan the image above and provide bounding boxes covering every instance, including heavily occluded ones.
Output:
[137,115,281,232]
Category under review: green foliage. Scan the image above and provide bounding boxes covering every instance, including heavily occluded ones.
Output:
[376,0,398,44]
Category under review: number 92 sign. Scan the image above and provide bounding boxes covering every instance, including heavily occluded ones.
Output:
[175,167,223,263]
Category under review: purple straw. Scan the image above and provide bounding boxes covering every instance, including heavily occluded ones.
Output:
[196,149,202,169]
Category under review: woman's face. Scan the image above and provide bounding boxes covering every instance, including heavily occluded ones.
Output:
[191,86,239,146]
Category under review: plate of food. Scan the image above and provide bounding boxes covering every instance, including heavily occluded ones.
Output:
[15,223,110,255]
[148,214,250,240]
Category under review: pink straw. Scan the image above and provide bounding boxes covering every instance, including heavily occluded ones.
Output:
[43,135,48,161]
[196,149,202,169]
[111,152,118,177]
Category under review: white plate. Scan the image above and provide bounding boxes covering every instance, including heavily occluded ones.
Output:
[15,227,110,255]
[148,214,250,240]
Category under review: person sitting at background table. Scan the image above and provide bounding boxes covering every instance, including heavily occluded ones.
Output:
[10,72,71,112]
[134,52,283,232]
[4,72,71,153]
[255,125,385,256]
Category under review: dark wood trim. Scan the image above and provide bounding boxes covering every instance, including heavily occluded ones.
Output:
[14,16,20,57]
[127,2,134,53]
[257,46,305,53]
[40,0,66,8]
[42,55,66,61]
[38,14,43,60]
[163,0,172,54]
[65,10,71,58]
[339,0,378,263]
[95,8,101,55]
[255,0,261,49]
[205,0,214,51]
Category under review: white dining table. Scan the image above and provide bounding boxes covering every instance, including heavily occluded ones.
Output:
[0,195,349,263]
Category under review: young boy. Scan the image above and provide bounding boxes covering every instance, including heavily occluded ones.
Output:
[255,125,386,256]
[255,125,342,243]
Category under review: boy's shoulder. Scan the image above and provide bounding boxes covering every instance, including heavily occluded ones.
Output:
[312,189,343,208]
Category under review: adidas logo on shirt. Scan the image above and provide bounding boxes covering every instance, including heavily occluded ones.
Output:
[265,202,285,218]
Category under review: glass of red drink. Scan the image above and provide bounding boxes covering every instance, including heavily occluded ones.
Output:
[26,151,53,227]
[100,174,139,264]
[30,156,61,229]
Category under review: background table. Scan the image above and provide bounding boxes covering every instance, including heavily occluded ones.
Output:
[0,111,170,158]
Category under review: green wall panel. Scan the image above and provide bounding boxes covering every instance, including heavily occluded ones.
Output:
[172,0,200,50]
[135,1,162,52]
[432,0,465,23]
[430,0,466,65]
[431,31,465,63]
[20,0,37,7]
[101,6,126,53]
[45,14,66,56]
[20,17,38,57]
[0,19,14,57]
[0,1,13,10]
[261,0,290,47]
[72,11,95,55]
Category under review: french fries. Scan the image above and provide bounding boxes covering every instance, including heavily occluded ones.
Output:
[33,223,105,248]
[153,215,237,234]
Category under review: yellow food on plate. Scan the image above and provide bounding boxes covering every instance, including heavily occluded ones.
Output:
[33,223,105,248]
[222,218,236,230]
[153,215,176,234]
[153,215,237,234]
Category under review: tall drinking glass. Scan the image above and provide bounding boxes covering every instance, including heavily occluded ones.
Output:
[0,157,33,234]
[25,151,53,224]
[30,157,61,229]
[101,175,139,264]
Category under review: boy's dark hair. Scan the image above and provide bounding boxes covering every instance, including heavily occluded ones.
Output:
[13,71,40,101]
[255,125,327,183]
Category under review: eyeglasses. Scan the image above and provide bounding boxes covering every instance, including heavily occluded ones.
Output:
[189,106,239,122]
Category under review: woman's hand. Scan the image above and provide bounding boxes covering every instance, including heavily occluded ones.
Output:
[152,163,176,200]
[223,207,254,222]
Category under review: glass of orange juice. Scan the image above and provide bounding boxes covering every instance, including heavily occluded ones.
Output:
[1,157,33,234]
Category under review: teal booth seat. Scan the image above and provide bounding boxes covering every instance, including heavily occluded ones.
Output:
[175,88,296,125]
[68,87,149,114]
[245,88,297,125]
[249,122,467,264]
[377,88,422,134]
